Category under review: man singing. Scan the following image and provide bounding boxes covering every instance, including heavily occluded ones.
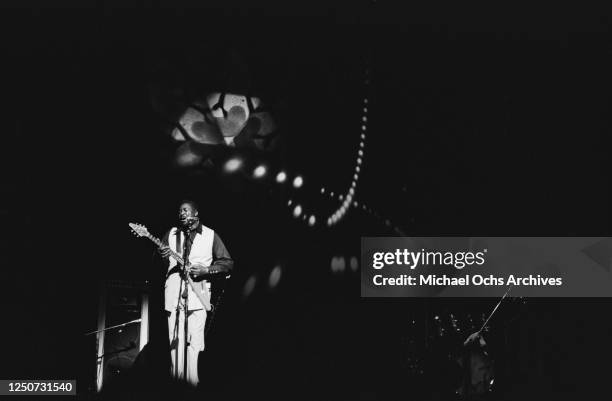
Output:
[158,200,234,387]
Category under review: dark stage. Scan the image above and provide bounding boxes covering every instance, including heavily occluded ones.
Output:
[0,2,610,400]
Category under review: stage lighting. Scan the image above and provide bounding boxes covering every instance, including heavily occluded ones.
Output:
[242,276,257,299]
[268,266,282,289]
[350,257,359,272]
[293,205,302,218]
[224,157,243,173]
[331,256,346,273]
[276,171,287,183]
[253,165,267,178]
[308,215,316,226]
[292,176,303,188]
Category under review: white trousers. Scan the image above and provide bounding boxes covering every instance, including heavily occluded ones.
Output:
[167,307,206,387]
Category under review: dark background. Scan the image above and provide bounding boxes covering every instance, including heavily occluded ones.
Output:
[0,1,610,400]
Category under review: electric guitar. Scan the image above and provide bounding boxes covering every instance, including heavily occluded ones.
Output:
[129,222,211,311]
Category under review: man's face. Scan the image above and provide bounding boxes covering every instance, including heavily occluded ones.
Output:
[179,203,198,222]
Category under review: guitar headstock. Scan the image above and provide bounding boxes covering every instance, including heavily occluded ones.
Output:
[129,223,150,238]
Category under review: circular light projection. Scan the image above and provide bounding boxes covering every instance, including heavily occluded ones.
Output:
[293,176,304,188]
[293,205,302,218]
[350,257,359,271]
[223,157,243,173]
[253,165,267,178]
[242,275,257,299]
[268,265,282,289]
[275,171,287,183]
[331,256,346,273]
[308,215,316,226]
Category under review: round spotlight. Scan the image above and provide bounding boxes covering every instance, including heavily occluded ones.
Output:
[350,257,359,272]
[331,256,346,273]
[253,165,267,178]
[308,215,316,226]
[292,176,304,188]
[268,265,282,289]
[275,171,287,183]
[224,157,243,173]
[242,275,257,299]
[320,187,325,194]
[293,205,302,218]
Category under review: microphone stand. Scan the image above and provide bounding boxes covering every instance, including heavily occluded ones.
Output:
[84,319,141,336]
[172,271,184,380]
[181,225,192,383]
[171,221,192,382]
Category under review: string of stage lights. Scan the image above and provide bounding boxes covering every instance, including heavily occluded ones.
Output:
[219,64,405,236]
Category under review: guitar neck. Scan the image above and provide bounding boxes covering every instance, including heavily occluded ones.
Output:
[146,234,185,266]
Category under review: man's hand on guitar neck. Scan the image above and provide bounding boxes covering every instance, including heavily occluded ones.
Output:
[158,245,171,259]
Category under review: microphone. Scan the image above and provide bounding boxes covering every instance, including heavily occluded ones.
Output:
[180,216,199,229]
